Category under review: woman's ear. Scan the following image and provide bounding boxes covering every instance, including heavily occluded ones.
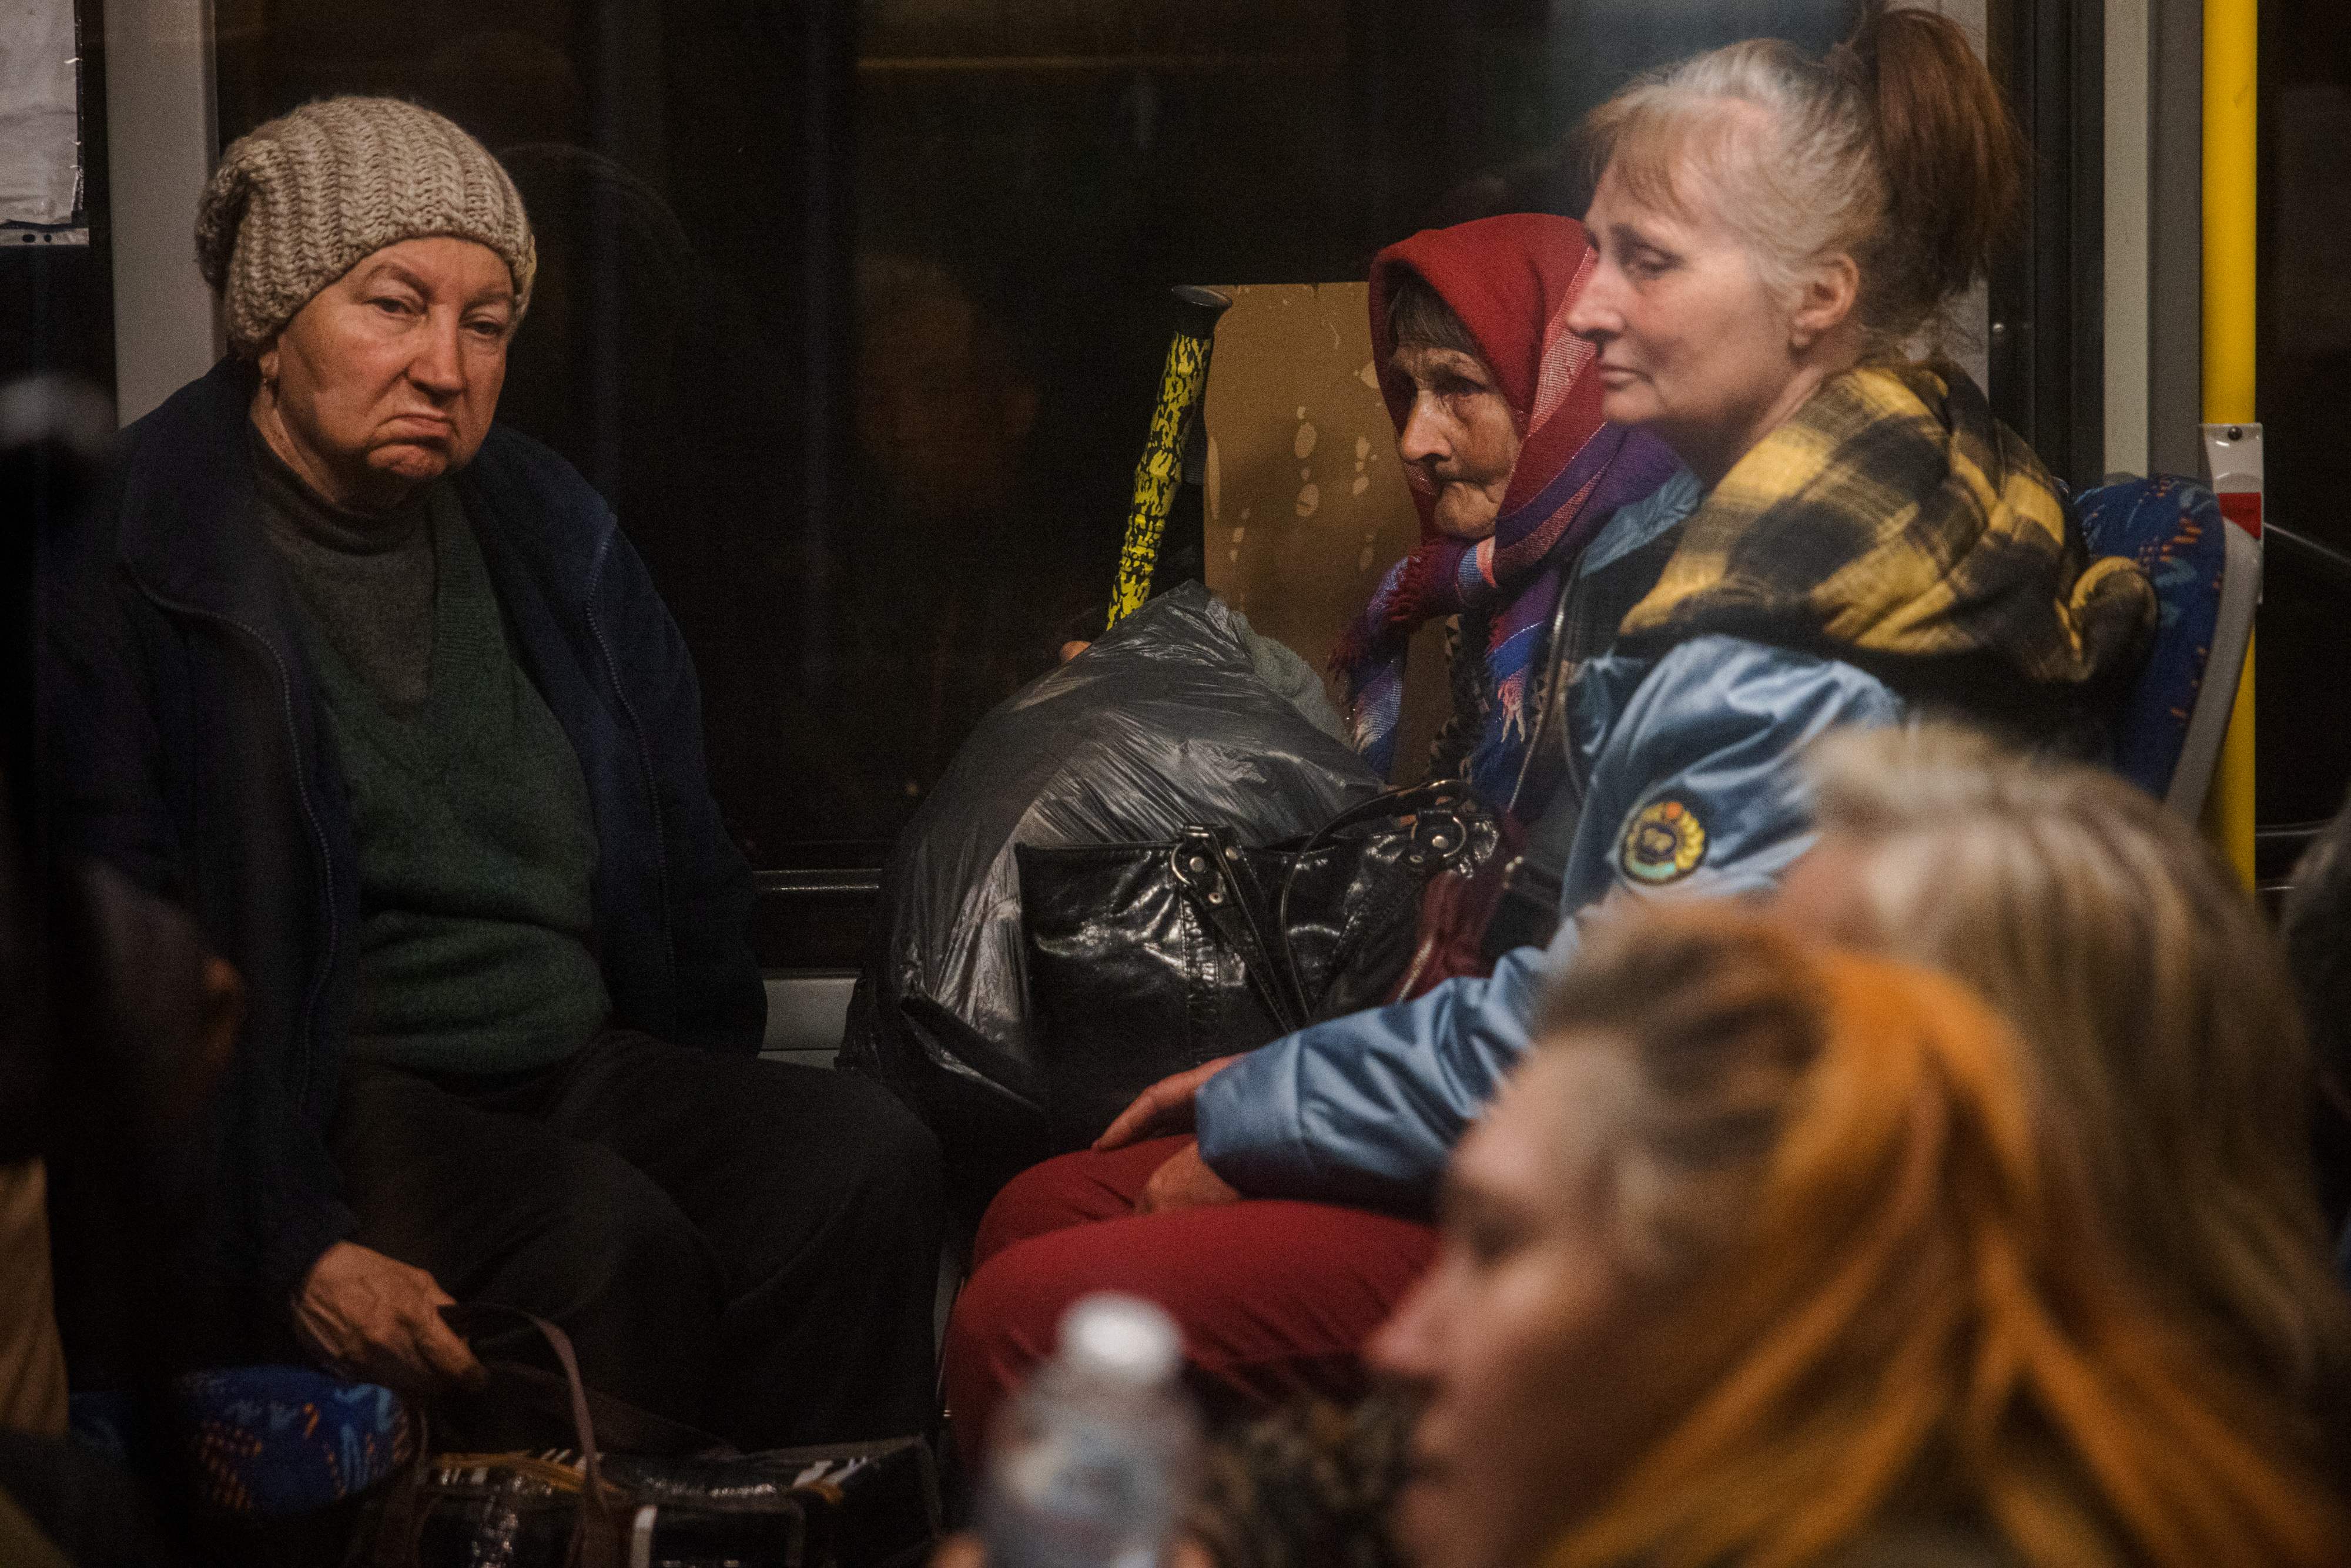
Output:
[1788,254,1861,351]
[255,337,282,393]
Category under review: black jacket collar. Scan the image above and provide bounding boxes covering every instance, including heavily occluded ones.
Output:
[112,357,619,635]
[114,357,289,636]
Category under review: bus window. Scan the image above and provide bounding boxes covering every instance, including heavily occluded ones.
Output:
[2255,0,2351,831]
[213,1,1853,900]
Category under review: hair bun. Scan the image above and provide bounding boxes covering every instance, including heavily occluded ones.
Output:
[1848,2,2026,319]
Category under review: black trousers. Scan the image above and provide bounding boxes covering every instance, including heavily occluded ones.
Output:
[328,1029,945,1448]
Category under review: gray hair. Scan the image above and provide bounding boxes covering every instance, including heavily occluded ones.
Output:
[1583,5,2025,356]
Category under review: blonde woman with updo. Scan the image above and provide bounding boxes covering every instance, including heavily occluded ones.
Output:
[1058,6,2155,1267]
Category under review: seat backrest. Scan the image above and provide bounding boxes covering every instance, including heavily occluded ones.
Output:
[2074,475,2259,816]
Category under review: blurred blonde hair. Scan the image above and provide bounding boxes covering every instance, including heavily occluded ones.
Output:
[1534,907,2345,1568]
[1801,722,2351,1440]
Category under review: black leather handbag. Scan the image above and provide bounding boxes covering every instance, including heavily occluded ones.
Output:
[1014,780,1498,1149]
[367,1308,939,1568]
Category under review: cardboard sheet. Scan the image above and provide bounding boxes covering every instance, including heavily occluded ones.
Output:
[1201,282,1446,783]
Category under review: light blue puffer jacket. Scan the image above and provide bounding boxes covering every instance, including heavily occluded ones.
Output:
[1193,490,1908,1211]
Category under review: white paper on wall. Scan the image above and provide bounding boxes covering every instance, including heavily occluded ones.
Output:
[0,0,81,226]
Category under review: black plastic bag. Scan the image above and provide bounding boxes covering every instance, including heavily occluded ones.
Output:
[843,584,1382,1201]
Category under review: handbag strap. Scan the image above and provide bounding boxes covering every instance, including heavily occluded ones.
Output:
[1272,779,1481,1011]
[1171,825,1313,1034]
[1294,778,1469,847]
[1170,781,1486,1037]
[369,1408,435,1568]
[1250,780,1476,1028]
[444,1303,625,1568]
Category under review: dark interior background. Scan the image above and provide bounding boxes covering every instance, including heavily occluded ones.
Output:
[209,0,1855,896]
[31,1,2349,951]
[2255,0,2351,863]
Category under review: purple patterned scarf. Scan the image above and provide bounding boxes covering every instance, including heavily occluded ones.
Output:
[1334,423,1682,812]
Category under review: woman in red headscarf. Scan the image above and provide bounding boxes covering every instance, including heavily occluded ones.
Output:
[1338,216,1683,822]
[939,217,1684,1465]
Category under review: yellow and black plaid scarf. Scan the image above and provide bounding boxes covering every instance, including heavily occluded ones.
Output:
[1619,360,2153,688]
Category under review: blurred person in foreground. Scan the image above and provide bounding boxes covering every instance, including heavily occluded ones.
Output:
[946,0,2152,1445]
[39,96,942,1445]
[1786,724,2351,1463]
[1371,906,2345,1568]
[942,906,2345,1568]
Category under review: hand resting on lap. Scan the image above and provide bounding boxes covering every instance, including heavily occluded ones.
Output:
[1138,1140,1241,1215]
[293,1240,487,1396]
[1094,1055,1241,1151]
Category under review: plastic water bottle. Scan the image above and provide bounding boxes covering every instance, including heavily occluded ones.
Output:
[977,1293,1203,1568]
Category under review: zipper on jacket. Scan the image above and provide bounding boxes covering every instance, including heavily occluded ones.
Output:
[1522,447,1646,819]
[1503,577,1580,820]
[139,584,340,1105]
[581,533,678,991]
[1555,569,1596,815]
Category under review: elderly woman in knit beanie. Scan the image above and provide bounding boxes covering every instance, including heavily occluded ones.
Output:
[42,98,946,1449]
[197,96,538,512]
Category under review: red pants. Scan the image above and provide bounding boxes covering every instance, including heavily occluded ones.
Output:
[942,1136,1437,1463]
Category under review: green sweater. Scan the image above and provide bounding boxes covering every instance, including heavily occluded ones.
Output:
[279,481,611,1076]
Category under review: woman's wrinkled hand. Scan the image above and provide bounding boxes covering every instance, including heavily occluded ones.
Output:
[1093,1056,1242,1151]
[292,1241,487,1397]
[1137,1140,1241,1215]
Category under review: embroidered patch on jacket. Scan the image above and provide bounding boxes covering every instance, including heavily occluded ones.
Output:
[1620,799,1707,884]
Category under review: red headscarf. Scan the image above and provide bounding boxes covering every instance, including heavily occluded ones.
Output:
[1369,213,1606,547]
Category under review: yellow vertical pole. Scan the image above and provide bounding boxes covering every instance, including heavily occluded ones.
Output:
[2202,0,2259,885]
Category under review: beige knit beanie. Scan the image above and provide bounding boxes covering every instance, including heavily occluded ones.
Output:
[196,97,536,354]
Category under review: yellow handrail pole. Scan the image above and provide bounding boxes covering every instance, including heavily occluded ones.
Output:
[2202,0,2259,886]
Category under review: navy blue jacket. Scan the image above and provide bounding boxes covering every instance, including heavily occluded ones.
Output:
[41,359,763,1315]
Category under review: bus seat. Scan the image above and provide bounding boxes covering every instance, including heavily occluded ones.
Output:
[2075,475,2259,817]
[761,971,858,1067]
